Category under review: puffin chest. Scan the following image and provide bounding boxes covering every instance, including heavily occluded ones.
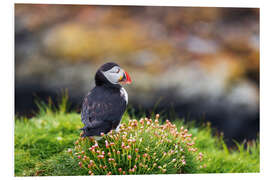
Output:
[120,87,128,104]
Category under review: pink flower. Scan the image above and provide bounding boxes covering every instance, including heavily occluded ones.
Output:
[105,140,109,148]
[97,155,104,159]
[143,153,148,158]
[182,160,186,165]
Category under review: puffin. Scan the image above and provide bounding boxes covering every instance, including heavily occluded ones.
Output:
[80,62,132,137]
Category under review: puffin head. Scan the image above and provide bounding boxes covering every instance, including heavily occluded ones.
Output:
[95,62,132,88]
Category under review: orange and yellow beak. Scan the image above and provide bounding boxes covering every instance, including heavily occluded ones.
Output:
[119,70,132,84]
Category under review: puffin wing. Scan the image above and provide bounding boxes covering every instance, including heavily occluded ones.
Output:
[81,90,126,136]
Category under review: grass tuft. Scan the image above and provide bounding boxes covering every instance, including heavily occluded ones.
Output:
[70,114,204,175]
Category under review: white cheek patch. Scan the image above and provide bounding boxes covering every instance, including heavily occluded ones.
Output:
[102,67,122,84]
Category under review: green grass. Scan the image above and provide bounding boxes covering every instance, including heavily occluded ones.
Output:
[14,101,259,176]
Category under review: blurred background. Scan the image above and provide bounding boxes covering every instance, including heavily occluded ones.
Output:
[15,4,259,145]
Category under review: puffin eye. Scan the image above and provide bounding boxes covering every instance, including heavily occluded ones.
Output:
[116,68,120,73]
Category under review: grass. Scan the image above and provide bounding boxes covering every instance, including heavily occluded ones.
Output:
[14,99,259,176]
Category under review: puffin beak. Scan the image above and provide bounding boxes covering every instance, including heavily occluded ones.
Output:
[119,70,132,84]
[124,71,132,84]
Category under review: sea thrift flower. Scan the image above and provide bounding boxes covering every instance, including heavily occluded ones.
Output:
[128,155,132,160]
[143,153,148,158]
[182,160,186,165]
[105,140,109,148]
[97,155,104,159]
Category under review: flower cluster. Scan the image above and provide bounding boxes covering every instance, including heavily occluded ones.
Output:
[68,114,204,175]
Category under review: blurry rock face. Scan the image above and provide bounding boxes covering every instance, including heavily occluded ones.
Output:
[15,5,259,145]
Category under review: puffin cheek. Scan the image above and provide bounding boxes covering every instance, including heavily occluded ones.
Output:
[110,73,120,84]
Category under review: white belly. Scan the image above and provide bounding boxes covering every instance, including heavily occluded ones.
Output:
[120,87,128,104]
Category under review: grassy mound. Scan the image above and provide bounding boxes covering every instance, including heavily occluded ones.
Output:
[71,115,204,175]
[14,102,259,176]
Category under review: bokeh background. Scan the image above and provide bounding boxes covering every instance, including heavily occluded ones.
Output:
[15,4,259,145]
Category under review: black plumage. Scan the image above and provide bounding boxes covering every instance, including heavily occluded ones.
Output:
[80,62,129,137]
